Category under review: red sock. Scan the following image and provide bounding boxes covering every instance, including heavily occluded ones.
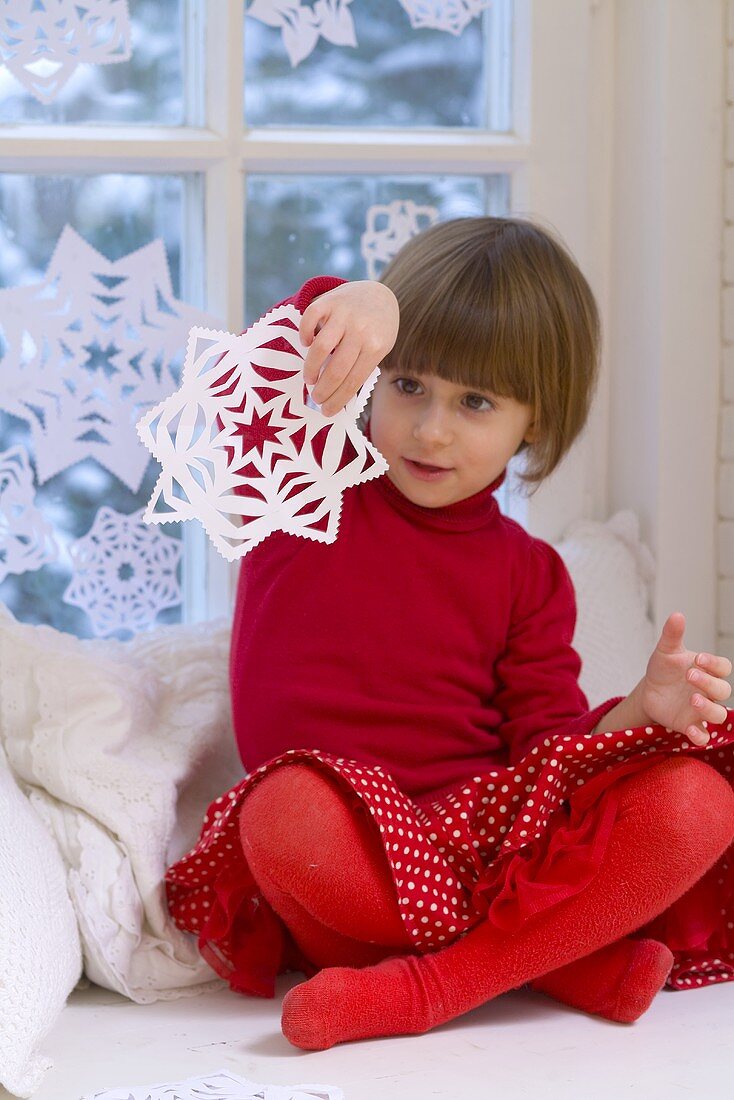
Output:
[279,756,734,1048]
[529,936,674,1023]
[241,762,674,1022]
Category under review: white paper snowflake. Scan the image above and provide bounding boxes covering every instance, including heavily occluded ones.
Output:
[0,445,58,582]
[361,199,439,279]
[246,0,356,66]
[63,506,181,636]
[136,305,388,561]
[397,0,492,36]
[0,225,219,493]
[0,0,131,104]
[83,1068,345,1100]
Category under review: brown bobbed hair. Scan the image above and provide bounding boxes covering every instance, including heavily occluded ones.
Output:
[376,216,601,492]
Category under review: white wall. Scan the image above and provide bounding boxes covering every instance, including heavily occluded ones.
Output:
[522,1,725,658]
[606,0,724,653]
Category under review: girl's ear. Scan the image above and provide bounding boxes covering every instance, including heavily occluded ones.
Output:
[523,420,537,445]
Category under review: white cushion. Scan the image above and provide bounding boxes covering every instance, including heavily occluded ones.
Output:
[0,745,82,1098]
[0,612,244,1005]
[553,510,657,709]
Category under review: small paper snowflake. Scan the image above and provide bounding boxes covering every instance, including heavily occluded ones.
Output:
[361,200,439,279]
[0,445,58,582]
[136,305,388,561]
[0,0,132,104]
[0,225,219,492]
[246,0,356,66]
[63,506,181,636]
[397,0,492,36]
[83,1068,344,1099]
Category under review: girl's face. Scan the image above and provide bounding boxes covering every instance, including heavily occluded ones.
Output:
[368,370,536,508]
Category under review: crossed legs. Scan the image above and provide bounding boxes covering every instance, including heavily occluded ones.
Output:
[239,757,734,1048]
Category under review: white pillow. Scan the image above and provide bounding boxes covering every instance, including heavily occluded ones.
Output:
[0,745,82,1099]
[553,510,657,708]
[0,611,244,1004]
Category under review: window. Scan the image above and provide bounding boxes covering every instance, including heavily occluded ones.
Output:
[0,0,601,634]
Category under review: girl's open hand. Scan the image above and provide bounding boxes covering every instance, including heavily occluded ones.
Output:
[300,281,399,416]
[638,612,732,747]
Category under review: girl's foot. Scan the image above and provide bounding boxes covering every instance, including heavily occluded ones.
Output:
[529,936,674,1023]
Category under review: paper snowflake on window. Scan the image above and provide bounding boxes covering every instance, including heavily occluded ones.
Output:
[136,305,388,561]
[246,0,356,66]
[0,226,219,493]
[361,200,439,279]
[83,1068,345,1100]
[63,506,181,636]
[0,445,58,582]
[0,0,132,104]
[397,0,492,35]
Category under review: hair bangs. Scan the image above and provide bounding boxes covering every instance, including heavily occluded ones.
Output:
[381,269,536,406]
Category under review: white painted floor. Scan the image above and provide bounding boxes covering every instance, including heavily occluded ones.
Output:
[6,974,733,1100]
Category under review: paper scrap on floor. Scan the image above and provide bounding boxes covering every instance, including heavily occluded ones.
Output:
[81,1068,345,1099]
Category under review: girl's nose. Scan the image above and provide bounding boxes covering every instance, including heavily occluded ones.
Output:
[413,404,453,445]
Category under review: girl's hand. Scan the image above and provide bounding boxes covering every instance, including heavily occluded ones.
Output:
[300,281,399,416]
[638,612,732,747]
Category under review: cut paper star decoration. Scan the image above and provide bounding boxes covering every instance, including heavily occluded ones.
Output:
[397,0,492,36]
[63,505,181,636]
[136,304,388,561]
[246,0,356,67]
[361,200,439,279]
[0,445,58,582]
[82,1068,345,1100]
[0,225,219,492]
[0,0,132,104]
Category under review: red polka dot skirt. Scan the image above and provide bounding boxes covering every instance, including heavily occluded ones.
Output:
[165,716,734,998]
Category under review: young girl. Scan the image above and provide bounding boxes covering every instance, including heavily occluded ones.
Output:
[166,217,734,1050]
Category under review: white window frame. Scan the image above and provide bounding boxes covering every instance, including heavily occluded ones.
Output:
[0,0,624,625]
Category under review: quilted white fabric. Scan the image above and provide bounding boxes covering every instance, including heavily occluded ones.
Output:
[554,510,657,708]
[0,745,82,1098]
[0,611,245,1005]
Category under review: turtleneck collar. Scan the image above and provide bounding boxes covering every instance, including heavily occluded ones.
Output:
[361,416,504,531]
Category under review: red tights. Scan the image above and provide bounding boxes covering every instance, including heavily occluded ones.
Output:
[238,757,734,1049]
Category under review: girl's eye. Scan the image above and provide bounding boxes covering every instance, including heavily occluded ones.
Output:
[464,393,494,412]
[393,377,422,396]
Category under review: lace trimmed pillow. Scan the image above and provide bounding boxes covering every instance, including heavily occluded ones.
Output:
[0,610,244,1005]
[0,745,82,1099]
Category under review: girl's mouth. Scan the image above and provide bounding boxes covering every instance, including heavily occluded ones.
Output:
[403,458,453,481]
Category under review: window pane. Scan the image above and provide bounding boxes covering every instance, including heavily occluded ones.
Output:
[0,173,186,638]
[245,172,515,515]
[0,0,184,125]
[244,0,513,130]
[244,173,510,323]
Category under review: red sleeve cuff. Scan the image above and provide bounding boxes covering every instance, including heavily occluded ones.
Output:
[275,275,347,315]
[561,695,628,741]
[511,695,627,764]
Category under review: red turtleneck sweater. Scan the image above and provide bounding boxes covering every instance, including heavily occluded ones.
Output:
[229,278,622,804]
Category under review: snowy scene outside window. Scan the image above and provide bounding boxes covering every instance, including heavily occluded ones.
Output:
[0,0,515,635]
